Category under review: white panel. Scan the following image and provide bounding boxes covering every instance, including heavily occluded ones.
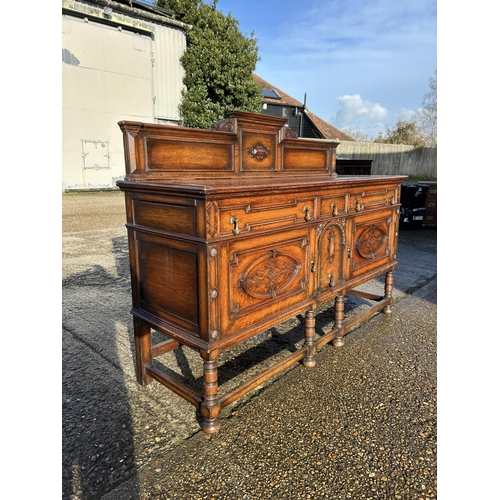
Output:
[62,18,152,77]
[62,16,154,189]
[62,12,187,190]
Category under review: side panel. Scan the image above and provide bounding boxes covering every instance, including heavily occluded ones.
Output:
[136,232,200,335]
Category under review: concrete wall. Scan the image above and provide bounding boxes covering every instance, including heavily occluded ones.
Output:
[336,141,437,178]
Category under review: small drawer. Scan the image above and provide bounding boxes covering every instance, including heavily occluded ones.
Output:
[427,188,437,198]
[423,213,437,225]
[132,198,197,236]
[318,194,347,217]
[348,188,398,213]
[219,195,317,236]
[422,182,437,200]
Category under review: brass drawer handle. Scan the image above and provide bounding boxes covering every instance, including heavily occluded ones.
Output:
[229,215,241,235]
[311,260,316,272]
[354,199,364,212]
[389,194,396,205]
[328,272,335,287]
[331,202,338,216]
[303,205,312,222]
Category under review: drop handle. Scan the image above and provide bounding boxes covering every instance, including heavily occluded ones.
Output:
[389,194,396,205]
[328,272,335,287]
[229,215,241,235]
[303,205,312,222]
[311,261,316,272]
[331,202,338,216]
[354,199,364,212]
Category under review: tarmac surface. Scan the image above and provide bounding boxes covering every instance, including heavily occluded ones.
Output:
[62,190,437,500]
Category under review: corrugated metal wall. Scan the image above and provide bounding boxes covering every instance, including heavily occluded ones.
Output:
[152,26,186,121]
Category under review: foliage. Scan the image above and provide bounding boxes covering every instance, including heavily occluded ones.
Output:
[344,71,437,147]
[374,121,429,148]
[375,71,437,148]
[157,0,262,128]
[340,128,370,142]
[411,70,437,146]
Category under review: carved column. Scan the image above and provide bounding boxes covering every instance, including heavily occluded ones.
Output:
[200,349,221,434]
[303,307,317,367]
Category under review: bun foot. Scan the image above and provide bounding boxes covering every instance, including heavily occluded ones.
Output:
[303,356,316,368]
[333,336,345,348]
[202,418,221,434]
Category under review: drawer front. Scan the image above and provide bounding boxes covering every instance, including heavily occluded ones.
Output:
[425,184,437,200]
[221,227,313,335]
[132,198,197,236]
[349,209,396,278]
[218,194,317,236]
[347,187,399,214]
[425,200,437,211]
[318,194,348,218]
[423,213,437,226]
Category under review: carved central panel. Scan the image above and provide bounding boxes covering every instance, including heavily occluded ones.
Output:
[355,225,388,259]
[247,142,270,162]
[240,250,300,299]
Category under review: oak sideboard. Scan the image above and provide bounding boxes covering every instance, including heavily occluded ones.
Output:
[116,111,407,433]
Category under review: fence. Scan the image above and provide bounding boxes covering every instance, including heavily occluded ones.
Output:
[336,142,437,178]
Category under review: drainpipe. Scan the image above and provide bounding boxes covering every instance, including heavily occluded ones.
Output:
[299,93,307,137]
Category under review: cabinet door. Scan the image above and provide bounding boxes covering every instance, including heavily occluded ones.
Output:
[221,227,313,336]
[317,219,348,295]
[348,209,396,278]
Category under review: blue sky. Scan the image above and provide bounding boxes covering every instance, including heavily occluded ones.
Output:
[215,0,437,139]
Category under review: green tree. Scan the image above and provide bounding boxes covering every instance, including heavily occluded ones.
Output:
[157,0,262,128]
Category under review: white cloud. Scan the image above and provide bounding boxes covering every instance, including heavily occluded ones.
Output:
[334,94,387,126]
[332,95,418,140]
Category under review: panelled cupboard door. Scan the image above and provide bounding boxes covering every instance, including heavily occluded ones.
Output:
[348,208,397,278]
[220,227,314,336]
[317,219,348,295]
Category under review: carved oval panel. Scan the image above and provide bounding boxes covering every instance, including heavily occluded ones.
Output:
[240,250,300,299]
[355,225,388,259]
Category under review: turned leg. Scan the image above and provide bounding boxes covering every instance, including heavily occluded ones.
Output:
[133,317,152,386]
[383,270,394,314]
[332,294,345,348]
[200,349,221,434]
[303,307,317,367]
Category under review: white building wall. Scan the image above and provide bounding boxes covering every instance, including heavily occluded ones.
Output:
[62,1,186,190]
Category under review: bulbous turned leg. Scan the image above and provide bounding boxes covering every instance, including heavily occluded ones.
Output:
[332,294,345,348]
[383,270,394,314]
[200,349,221,434]
[303,307,317,367]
